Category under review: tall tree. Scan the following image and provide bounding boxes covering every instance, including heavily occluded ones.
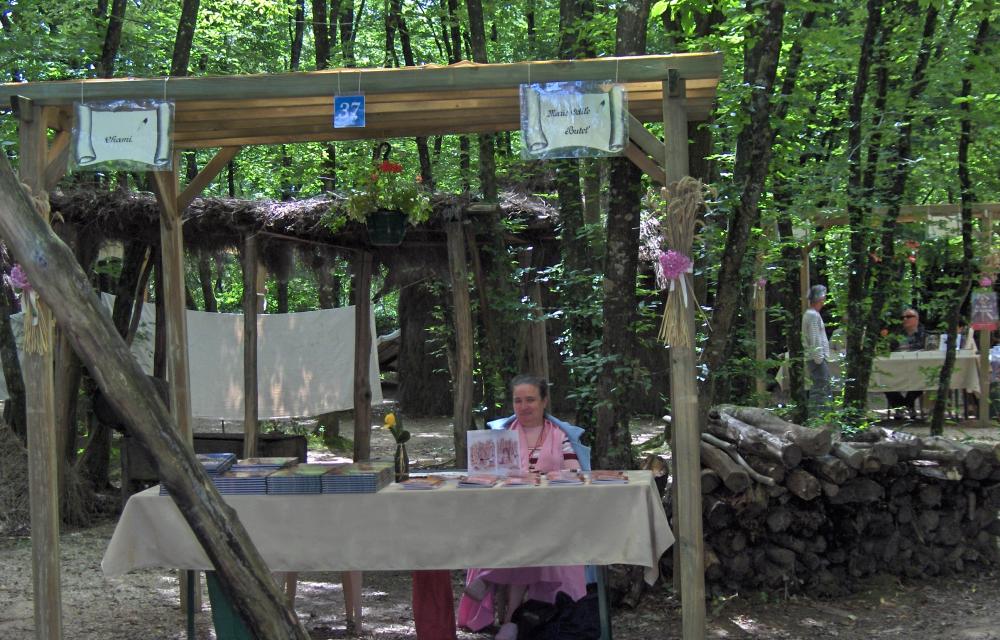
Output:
[699,0,787,411]
[97,0,127,78]
[592,0,652,470]
[844,2,941,417]
[929,17,989,435]
[170,0,201,76]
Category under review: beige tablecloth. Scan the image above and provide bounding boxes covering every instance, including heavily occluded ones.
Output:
[778,351,981,395]
[102,471,674,585]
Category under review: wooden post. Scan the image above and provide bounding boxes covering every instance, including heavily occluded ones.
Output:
[979,212,994,428]
[446,219,473,468]
[755,300,767,406]
[352,251,374,462]
[151,160,198,613]
[242,234,259,458]
[663,77,706,640]
[16,95,63,640]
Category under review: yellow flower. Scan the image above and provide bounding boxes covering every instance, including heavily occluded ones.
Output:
[384,413,396,429]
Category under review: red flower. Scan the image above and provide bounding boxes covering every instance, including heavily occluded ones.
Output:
[379,161,403,174]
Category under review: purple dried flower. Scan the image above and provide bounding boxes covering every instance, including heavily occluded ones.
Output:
[8,264,30,292]
[658,250,693,281]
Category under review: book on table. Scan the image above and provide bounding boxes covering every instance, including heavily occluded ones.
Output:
[321,461,394,494]
[457,474,501,488]
[266,463,335,495]
[159,452,237,494]
[501,473,540,487]
[545,470,585,485]
[589,470,629,484]
[232,457,297,472]
[398,475,446,490]
[211,468,275,495]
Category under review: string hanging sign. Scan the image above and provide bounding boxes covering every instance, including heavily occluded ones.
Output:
[72,98,174,171]
[519,80,628,160]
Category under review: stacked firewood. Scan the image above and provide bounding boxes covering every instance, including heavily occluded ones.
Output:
[660,405,1000,597]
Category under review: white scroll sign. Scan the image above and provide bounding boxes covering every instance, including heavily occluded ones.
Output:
[520,82,627,159]
[74,102,173,169]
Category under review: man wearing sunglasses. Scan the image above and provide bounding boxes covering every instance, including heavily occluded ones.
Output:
[885,308,927,419]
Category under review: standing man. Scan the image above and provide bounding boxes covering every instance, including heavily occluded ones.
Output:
[802,285,831,419]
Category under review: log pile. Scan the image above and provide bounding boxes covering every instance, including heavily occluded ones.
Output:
[662,406,1000,597]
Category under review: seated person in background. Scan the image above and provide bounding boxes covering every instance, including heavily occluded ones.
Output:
[885,307,927,420]
[457,374,589,640]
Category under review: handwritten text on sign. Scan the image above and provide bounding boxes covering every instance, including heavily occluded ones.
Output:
[520,81,627,160]
[72,100,174,171]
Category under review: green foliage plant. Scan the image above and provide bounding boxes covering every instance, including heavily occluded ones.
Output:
[323,159,431,233]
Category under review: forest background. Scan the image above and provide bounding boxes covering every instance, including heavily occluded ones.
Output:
[0,0,998,525]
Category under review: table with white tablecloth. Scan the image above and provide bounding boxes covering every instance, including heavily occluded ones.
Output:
[102,471,673,582]
[777,350,982,395]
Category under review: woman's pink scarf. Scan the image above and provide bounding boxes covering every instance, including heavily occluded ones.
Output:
[510,419,565,473]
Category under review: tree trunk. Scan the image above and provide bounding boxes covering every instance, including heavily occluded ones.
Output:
[700,0,787,411]
[592,0,651,470]
[97,0,127,77]
[930,17,988,435]
[399,282,452,416]
[169,0,200,77]
[0,156,310,639]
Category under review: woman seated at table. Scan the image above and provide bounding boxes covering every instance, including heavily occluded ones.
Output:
[885,307,927,420]
[456,374,591,640]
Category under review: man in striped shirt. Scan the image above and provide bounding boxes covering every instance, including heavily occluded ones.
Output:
[802,284,831,419]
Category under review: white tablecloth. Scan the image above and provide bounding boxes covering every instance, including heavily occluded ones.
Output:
[102,471,674,586]
[778,351,981,395]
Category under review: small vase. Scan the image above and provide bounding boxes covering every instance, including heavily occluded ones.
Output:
[367,209,408,246]
[394,442,410,482]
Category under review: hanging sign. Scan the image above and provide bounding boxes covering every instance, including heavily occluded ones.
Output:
[333,94,366,128]
[519,81,627,160]
[971,290,998,331]
[72,99,174,171]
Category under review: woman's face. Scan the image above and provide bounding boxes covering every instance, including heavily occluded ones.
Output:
[512,383,548,427]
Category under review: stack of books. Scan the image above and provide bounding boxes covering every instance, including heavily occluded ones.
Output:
[266,464,334,495]
[502,473,540,487]
[399,475,446,490]
[213,468,273,494]
[321,461,394,494]
[545,470,585,485]
[590,470,629,484]
[231,457,297,473]
[160,453,237,495]
[457,474,500,488]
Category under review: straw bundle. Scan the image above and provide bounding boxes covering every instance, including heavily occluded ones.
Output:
[17,183,54,355]
[657,177,703,347]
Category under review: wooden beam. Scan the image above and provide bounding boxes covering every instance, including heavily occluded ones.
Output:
[624,142,666,185]
[44,130,70,191]
[626,112,667,167]
[178,146,241,211]
[242,234,259,459]
[446,219,473,468]
[0,54,724,105]
[15,95,63,640]
[150,166,193,444]
[663,79,705,640]
[352,251,374,462]
[0,153,310,640]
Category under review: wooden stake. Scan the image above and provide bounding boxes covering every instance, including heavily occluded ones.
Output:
[16,95,63,640]
[242,234,259,458]
[662,78,706,640]
[352,251,374,462]
[446,219,473,468]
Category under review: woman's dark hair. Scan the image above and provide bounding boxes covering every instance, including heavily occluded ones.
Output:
[510,374,548,400]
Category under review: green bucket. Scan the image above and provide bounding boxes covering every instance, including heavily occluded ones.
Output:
[205,572,254,640]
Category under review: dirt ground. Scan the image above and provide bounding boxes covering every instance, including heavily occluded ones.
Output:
[1,413,999,640]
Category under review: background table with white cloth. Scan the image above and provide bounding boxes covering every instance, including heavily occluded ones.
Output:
[777,350,982,395]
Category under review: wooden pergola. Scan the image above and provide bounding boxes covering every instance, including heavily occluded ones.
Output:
[0,53,723,640]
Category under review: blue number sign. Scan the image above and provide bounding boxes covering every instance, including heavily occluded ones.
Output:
[333,95,366,128]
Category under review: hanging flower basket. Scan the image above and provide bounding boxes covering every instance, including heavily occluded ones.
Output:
[366,209,408,246]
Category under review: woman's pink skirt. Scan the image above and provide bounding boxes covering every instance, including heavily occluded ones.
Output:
[456,565,587,632]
